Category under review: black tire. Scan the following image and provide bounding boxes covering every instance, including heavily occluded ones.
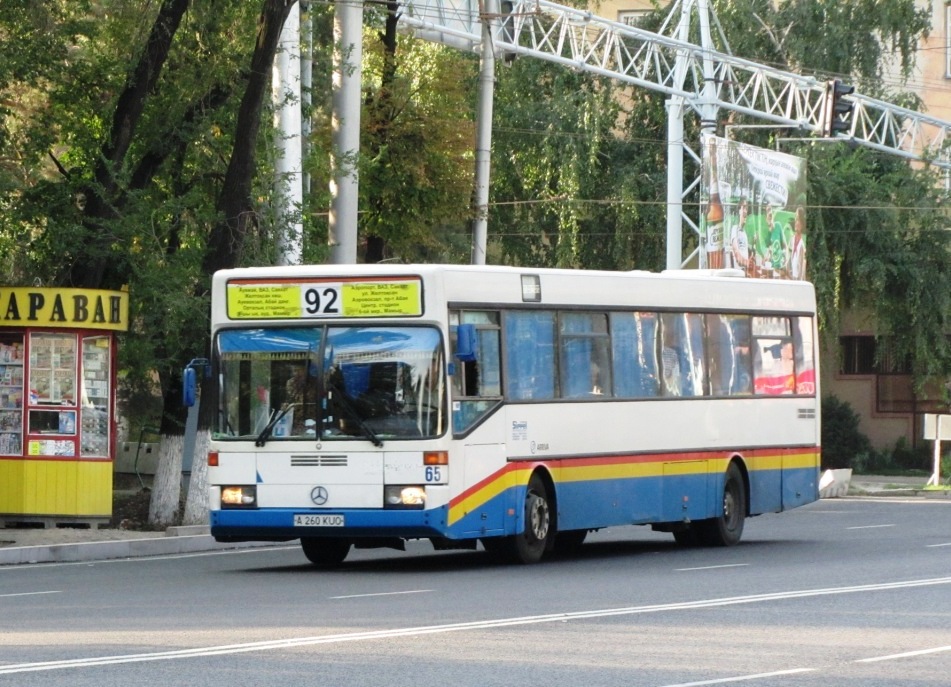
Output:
[696,462,746,547]
[501,473,552,564]
[300,537,351,568]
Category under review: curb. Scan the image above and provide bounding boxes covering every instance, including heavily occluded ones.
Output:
[0,533,290,566]
[848,487,951,498]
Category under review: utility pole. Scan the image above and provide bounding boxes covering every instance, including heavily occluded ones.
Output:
[301,1,313,198]
[470,0,499,265]
[329,0,364,265]
[273,2,303,266]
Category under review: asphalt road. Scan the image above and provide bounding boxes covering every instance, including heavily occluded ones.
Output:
[1,496,949,687]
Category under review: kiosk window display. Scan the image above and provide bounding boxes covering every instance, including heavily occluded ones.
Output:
[0,287,128,527]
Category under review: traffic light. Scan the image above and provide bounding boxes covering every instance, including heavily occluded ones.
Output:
[824,79,855,136]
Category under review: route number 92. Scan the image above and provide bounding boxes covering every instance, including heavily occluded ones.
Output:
[302,284,342,317]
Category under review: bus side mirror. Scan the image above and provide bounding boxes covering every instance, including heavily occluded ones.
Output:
[182,366,197,407]
[182,357,210,407]
[455,324,477,362]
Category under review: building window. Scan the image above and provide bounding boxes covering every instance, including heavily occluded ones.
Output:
[840,336,876,375]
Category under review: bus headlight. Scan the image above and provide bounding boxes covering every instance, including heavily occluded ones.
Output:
[384,485,426,509]
[221,486,256,508]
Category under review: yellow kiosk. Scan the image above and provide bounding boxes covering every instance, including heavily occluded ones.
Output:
[0,286,129,528]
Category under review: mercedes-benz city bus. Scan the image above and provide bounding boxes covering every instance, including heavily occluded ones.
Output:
[196,264,820,567]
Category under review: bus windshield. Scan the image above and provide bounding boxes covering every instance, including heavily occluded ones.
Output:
[216,326,445,442]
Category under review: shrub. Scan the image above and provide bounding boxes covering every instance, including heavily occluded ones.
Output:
[889,436,932,472]
[820,395,872,470]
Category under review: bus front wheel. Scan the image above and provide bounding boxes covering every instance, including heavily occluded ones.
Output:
[300,537,351,568]
[503,474,552,564]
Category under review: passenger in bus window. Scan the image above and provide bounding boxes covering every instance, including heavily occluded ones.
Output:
[284,364,316,435]
[661,345,682,396]
[730,318,753,395]
[355,364,399,417]
[590,361,604,396]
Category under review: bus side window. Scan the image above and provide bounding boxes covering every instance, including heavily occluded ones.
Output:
[660,313,706,397]
[504,311,556,400]
[559,312,611,398]
[793,316,816,395]
[752,316,794,395]
[706,314,752,396]
[612,311,661,398]
[451,312,501,398]
[451,311,502,433]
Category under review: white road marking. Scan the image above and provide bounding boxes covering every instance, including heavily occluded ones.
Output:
[675,564,750,572]
[657,668,815,686]
[846,498,951,505]
[1,576,949,675]
[855,645,951,663]
[0,591,61,599]
[845,524,896,530]
[926,542,951,548]
[330,589,433,599]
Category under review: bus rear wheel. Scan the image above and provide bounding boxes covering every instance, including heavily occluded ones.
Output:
[300,537,351,568]
[502,474,552,564]
[696,463,746,547]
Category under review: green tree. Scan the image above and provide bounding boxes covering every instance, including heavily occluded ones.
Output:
[491,57,643,268]
[353,6,476,263]
[0,0,298,524]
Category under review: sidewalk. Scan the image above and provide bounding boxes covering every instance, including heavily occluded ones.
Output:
[0,524,281,566]
[0,473,288,565]
[0,473,946,566]
[847,473,948,497]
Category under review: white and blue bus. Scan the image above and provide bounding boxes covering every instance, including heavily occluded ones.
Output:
[199,264,820,566]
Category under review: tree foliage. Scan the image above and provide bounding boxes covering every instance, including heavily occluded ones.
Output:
[356,10,477,263]
[715,0,929,90]
[0,0,295,437]
[491,57,661,269]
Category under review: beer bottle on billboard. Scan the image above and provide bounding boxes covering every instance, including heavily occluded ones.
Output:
[706,143,724,269]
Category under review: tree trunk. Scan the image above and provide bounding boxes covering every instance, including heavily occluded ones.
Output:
[183,429,211,525]
[170,0,297,527]
[148,433,185,526]
[203,0,297,277]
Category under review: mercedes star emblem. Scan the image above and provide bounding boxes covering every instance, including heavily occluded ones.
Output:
[310,486,329,506]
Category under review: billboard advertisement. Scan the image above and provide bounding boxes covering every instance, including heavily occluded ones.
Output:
[700,135,808,280]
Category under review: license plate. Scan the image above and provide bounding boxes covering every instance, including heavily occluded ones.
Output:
[294,514,345,527]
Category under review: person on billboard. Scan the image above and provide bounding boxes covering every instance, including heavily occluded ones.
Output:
[788,206,807,280]
[729,200,750,271]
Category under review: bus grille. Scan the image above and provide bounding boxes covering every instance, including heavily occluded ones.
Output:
[291,455,348,467]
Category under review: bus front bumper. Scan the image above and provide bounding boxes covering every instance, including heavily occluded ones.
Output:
[210,507,449,542]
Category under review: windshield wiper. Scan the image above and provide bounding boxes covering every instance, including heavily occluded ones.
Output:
[328,382,383,447]
[255,404,294,447]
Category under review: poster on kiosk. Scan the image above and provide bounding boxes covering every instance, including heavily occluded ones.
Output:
[0,286,129,527]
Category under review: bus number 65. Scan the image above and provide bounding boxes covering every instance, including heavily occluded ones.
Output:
[425,466,442,482]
